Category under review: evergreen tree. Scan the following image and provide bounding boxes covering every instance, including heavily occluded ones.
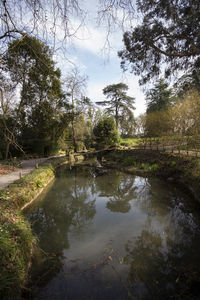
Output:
[119,0,200,85]
[146,79,173,113]
[2,36,69,156]
[96,83,135,131]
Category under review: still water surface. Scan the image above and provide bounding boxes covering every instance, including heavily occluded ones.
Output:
[25,165,200,299]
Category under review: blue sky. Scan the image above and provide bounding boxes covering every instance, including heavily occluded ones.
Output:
[54,1,146,117]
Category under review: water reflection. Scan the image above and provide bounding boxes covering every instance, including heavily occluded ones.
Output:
[27,166,96,254]
[124,202,200,299]
[25,166,200,300]
[104,174,137,213]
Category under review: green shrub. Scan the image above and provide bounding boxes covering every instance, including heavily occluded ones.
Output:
[123,158,137,166]
[141,163,149,170]
[149,163,159,172]
[170,161,176,167]
[93,116,120,149]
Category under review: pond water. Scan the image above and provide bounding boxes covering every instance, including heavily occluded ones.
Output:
[25,164,200,300]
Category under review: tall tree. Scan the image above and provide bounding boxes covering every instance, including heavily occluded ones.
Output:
[96,83,135,131]
[2,35,68,156]
[146,79,173,113]
[145,79,174,137]
[119,0,200,85]
[64,68,88,152]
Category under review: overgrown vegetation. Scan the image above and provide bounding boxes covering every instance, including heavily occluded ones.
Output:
[0,156,67,299]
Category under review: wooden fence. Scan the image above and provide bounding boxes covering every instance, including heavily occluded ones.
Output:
[134,136,200,158]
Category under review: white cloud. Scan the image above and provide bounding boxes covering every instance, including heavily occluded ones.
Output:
[72,21,117,57]
[87,82,106,103]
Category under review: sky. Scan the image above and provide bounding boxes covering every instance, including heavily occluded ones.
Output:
[53,1,146,117]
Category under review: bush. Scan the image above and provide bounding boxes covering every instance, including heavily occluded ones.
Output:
[123,158,137,166]
[93,116,120,149]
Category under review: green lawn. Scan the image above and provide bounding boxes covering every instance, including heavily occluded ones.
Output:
[120,138,142,147]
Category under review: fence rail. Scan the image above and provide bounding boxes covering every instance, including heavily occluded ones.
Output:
[129,136,200,158]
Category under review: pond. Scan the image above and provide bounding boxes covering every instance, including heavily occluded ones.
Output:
[25,164,200,300]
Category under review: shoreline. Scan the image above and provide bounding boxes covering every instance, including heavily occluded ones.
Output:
[1,150,200,299]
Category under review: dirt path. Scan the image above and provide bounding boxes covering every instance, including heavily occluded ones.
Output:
[0,157,51,190]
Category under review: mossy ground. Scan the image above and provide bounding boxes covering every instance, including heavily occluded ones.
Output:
[0,156,67,300]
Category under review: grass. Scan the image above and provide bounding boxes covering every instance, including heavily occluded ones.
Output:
[0,208,34,299]
[120,136,200,152]
[0,156,67,299]
[120,138,142,147]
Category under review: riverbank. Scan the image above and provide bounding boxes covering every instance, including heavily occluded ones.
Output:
[101,149,200,203]
[0,156,68,300]
[1,150,200,299]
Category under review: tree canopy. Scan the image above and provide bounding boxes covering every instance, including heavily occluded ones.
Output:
[146,78,173,113]
[96,83,135,132]
[119,0,200,85]
[1,35,69,156]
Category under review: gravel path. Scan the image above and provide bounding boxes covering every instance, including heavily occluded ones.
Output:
[0,157,51,190]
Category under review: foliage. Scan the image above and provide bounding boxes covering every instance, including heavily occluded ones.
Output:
[170,90,200,135]
[123,157,137,166]
[174,70,200,98]
[143,79,174,137]
[145,110,173,137]
[96,83,135,133]
[93,116,120,148]
[146,79,174,113]
[0,208,35,299]
[1,36,69,157]
[119,0,200,85]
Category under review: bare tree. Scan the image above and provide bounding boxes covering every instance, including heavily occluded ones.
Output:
[0,0,136,55]
[0,0,87,54]
[64,67,87,152]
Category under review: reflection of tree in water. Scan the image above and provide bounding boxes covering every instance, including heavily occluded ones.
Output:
[70,166,96,228]
[133,177,191,220]
[28,165,96,254]
[125,222,170,299]
[96,171,137,213]
[123,202,200,299]
[27,166,97,291]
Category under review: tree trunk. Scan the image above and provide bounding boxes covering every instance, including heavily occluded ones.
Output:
[115,105,119,129]
[71,92,77,153]
[5,141,11,159]
[72,117,77,152]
